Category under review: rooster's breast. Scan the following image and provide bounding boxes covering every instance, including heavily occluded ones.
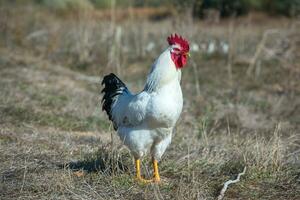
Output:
[146,81,183,129]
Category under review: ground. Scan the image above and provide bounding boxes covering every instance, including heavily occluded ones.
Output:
[0,6,299,200]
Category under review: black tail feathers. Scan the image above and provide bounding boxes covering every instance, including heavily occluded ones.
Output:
[101,73,128,124]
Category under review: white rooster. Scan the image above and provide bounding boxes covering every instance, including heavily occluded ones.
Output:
[101,34,190,183]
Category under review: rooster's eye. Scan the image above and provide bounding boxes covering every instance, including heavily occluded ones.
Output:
[172,47,181,54]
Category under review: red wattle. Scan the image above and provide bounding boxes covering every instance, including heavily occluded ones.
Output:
[171,52,187,69]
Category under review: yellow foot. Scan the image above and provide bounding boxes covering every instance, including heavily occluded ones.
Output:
[136,176,161,184]
[153,177,161,183]
[135,159,152,184]
[134,159,161,184]
[152,159,161,183]
[136,176,153,183]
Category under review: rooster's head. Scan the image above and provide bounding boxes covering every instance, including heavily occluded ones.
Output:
[167,34,190,69]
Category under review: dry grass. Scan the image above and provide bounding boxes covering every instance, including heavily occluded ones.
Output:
[0,4,300,200]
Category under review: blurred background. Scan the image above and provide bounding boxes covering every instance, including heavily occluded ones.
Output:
[0,0,299,199]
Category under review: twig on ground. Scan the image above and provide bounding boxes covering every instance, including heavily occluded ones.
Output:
[217,166,247,200]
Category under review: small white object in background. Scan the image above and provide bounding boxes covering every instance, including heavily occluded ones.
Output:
[207,41,216,54]
[145,41,155,52]
[190,43,200,52]
[220,41,229,54]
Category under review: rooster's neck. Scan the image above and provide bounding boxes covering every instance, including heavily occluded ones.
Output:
[144,49,180,92]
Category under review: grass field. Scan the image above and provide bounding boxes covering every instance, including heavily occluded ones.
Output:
[0,4,299,200]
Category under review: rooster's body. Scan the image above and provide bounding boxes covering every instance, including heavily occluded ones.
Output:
[102,34,189,183]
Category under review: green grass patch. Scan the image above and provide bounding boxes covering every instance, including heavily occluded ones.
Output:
[0,105,109,131]
[111,174,134,188]
[0,134,18,144]
[39,94,69,108]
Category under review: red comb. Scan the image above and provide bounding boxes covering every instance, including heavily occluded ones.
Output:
[167,33,189,52]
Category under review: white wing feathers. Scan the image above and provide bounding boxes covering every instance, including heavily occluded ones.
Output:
[111,91,150,127]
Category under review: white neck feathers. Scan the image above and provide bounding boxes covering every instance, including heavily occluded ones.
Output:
[144,48,180,92]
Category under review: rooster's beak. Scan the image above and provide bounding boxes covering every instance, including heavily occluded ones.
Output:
[186,52,191,57]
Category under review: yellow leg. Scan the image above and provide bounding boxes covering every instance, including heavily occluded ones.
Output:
[153,159,161,183]
[135,159,142,179]
[135,159,152,183]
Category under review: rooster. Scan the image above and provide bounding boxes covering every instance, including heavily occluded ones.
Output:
[101,34,190,183]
